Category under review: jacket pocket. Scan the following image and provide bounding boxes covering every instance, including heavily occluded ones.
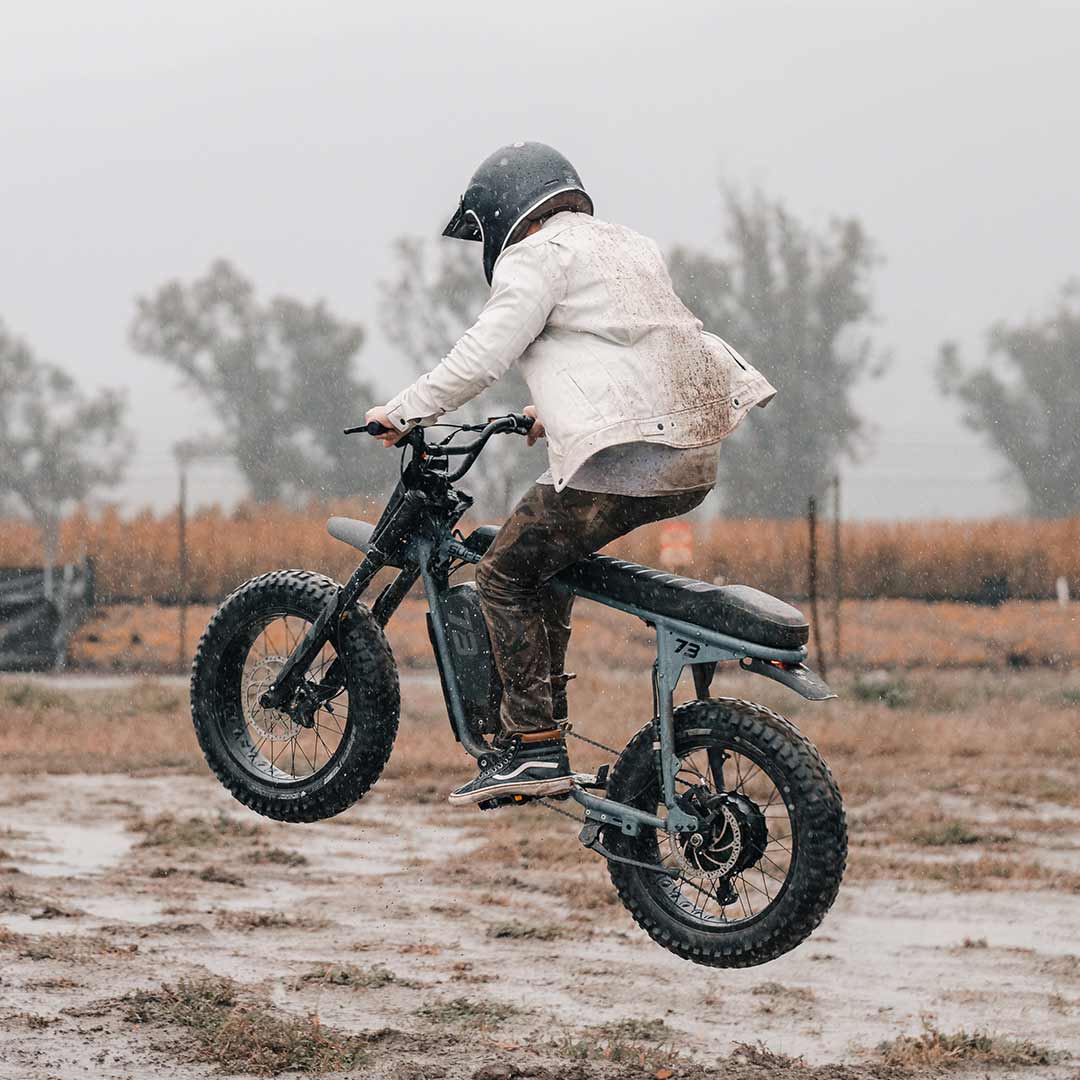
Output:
[560,368,610,427]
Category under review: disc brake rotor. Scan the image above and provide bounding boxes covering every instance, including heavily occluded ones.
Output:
[674,802,742,879]
[243,656,300,743]
[673,786,768,882]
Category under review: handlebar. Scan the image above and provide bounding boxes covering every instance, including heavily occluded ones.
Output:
[344,413,535,484]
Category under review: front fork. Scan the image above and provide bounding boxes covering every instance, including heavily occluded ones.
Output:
[259,555,385,713]
[260,489,440,714]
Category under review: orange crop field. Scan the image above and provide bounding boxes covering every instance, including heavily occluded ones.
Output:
[69,595,1080,673]
[2,505,1079,604]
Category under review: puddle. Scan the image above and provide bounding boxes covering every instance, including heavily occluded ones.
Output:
[0,913,82,935]
[14,822,135,878]
[78,894,165,925]
[296,804,482,877]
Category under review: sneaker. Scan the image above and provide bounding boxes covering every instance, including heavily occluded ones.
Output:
[448,731,574,806]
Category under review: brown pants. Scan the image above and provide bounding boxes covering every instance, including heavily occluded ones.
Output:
[474,483,708,736]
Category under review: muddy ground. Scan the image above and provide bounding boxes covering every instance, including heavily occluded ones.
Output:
[0,669,1078,1079]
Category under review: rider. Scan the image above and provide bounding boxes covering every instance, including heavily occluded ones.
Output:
[366,142,775,807]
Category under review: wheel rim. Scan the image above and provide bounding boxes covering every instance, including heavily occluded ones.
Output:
[640,737,797,929]
[218,610,350,785]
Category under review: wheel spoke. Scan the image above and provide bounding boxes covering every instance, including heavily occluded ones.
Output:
[640,734,798,931]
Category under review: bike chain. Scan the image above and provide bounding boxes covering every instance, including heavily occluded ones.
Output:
[537,724,620,824]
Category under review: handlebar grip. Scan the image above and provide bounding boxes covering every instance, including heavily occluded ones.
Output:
[344,421,392,436]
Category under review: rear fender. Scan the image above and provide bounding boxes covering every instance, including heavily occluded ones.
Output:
[740,657,836,701]
[327,517,375,552]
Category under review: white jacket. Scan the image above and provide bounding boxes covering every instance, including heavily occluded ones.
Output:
[383,212,776,491]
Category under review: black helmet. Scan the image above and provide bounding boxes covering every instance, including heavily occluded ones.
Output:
[443,141,593,284]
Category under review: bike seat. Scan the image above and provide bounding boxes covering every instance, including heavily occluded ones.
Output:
[560,556,808,650]
[462,526,808,650]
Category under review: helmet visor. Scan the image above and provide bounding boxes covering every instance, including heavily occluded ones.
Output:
[442,198,483,242]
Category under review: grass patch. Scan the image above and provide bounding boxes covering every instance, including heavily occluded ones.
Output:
[851,671,913,708]
[0,884,42,913]
[729,1041,807,1069]
[293,963,412,990]
[555,1017,679,1070]
[910,821,986,846]
[123,974,371,1073]
[751,981,816,1007]
[0,682,76,711]
[214,909,329,932]
[0,927,136,962]
[877,1023,1057,1067]
[485,920,567,942]
[245,847,309,867]
[587,1018,673,1043]
[198,866,246,887]
[414,997,520,1027]
[133,811,261,849]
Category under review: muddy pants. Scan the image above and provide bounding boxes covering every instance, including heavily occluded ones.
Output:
[474,483,708,737]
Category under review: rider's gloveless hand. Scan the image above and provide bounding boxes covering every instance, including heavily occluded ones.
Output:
[364,407,406,447]
[523,405,545,447]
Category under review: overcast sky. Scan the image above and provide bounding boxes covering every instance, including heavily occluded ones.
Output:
[2,0,1076,519]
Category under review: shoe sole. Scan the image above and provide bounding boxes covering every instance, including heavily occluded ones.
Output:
[447,774,576,807]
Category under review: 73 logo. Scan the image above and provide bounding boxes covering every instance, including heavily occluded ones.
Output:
[673,638,701,659]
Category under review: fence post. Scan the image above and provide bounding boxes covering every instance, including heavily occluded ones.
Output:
[807,495,827,679]
[831,473,842,663]
[178,462,188,671]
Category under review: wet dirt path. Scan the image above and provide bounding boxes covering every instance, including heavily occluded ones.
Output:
[0,772,1077,1079]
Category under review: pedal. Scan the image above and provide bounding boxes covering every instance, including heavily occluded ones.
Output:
[572,764,608,791]
[476,794,534,811]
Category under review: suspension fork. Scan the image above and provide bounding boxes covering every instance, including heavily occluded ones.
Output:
[258,552,387,710]
[260,485,437,711]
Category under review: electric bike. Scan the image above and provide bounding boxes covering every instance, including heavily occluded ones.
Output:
[190,414,846,967]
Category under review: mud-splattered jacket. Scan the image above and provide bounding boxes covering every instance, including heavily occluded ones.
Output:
[382,212,776,492]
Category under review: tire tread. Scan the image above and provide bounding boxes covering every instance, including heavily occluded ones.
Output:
[606,697,846,968]
[190,569,399,823]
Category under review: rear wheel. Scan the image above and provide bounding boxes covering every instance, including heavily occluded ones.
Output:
[605,698,846,967]
[191,570,399,822]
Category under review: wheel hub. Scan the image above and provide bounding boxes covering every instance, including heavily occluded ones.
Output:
[673,785,769,881]
[244,656,301,742]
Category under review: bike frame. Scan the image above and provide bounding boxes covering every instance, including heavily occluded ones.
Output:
[260,418,812,840]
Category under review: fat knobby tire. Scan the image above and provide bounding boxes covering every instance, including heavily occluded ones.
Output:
[606,698,846,967]
[191,569,399,823]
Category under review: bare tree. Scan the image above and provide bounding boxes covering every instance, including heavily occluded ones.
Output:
[938,281,1080,517]
[670,189,884,517]
[131,259,395,503]
[0,320,129,589]
[378,238,543,517]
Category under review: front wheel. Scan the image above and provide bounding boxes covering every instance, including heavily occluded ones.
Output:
[606,698,846,967]
[191,569,399,822]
